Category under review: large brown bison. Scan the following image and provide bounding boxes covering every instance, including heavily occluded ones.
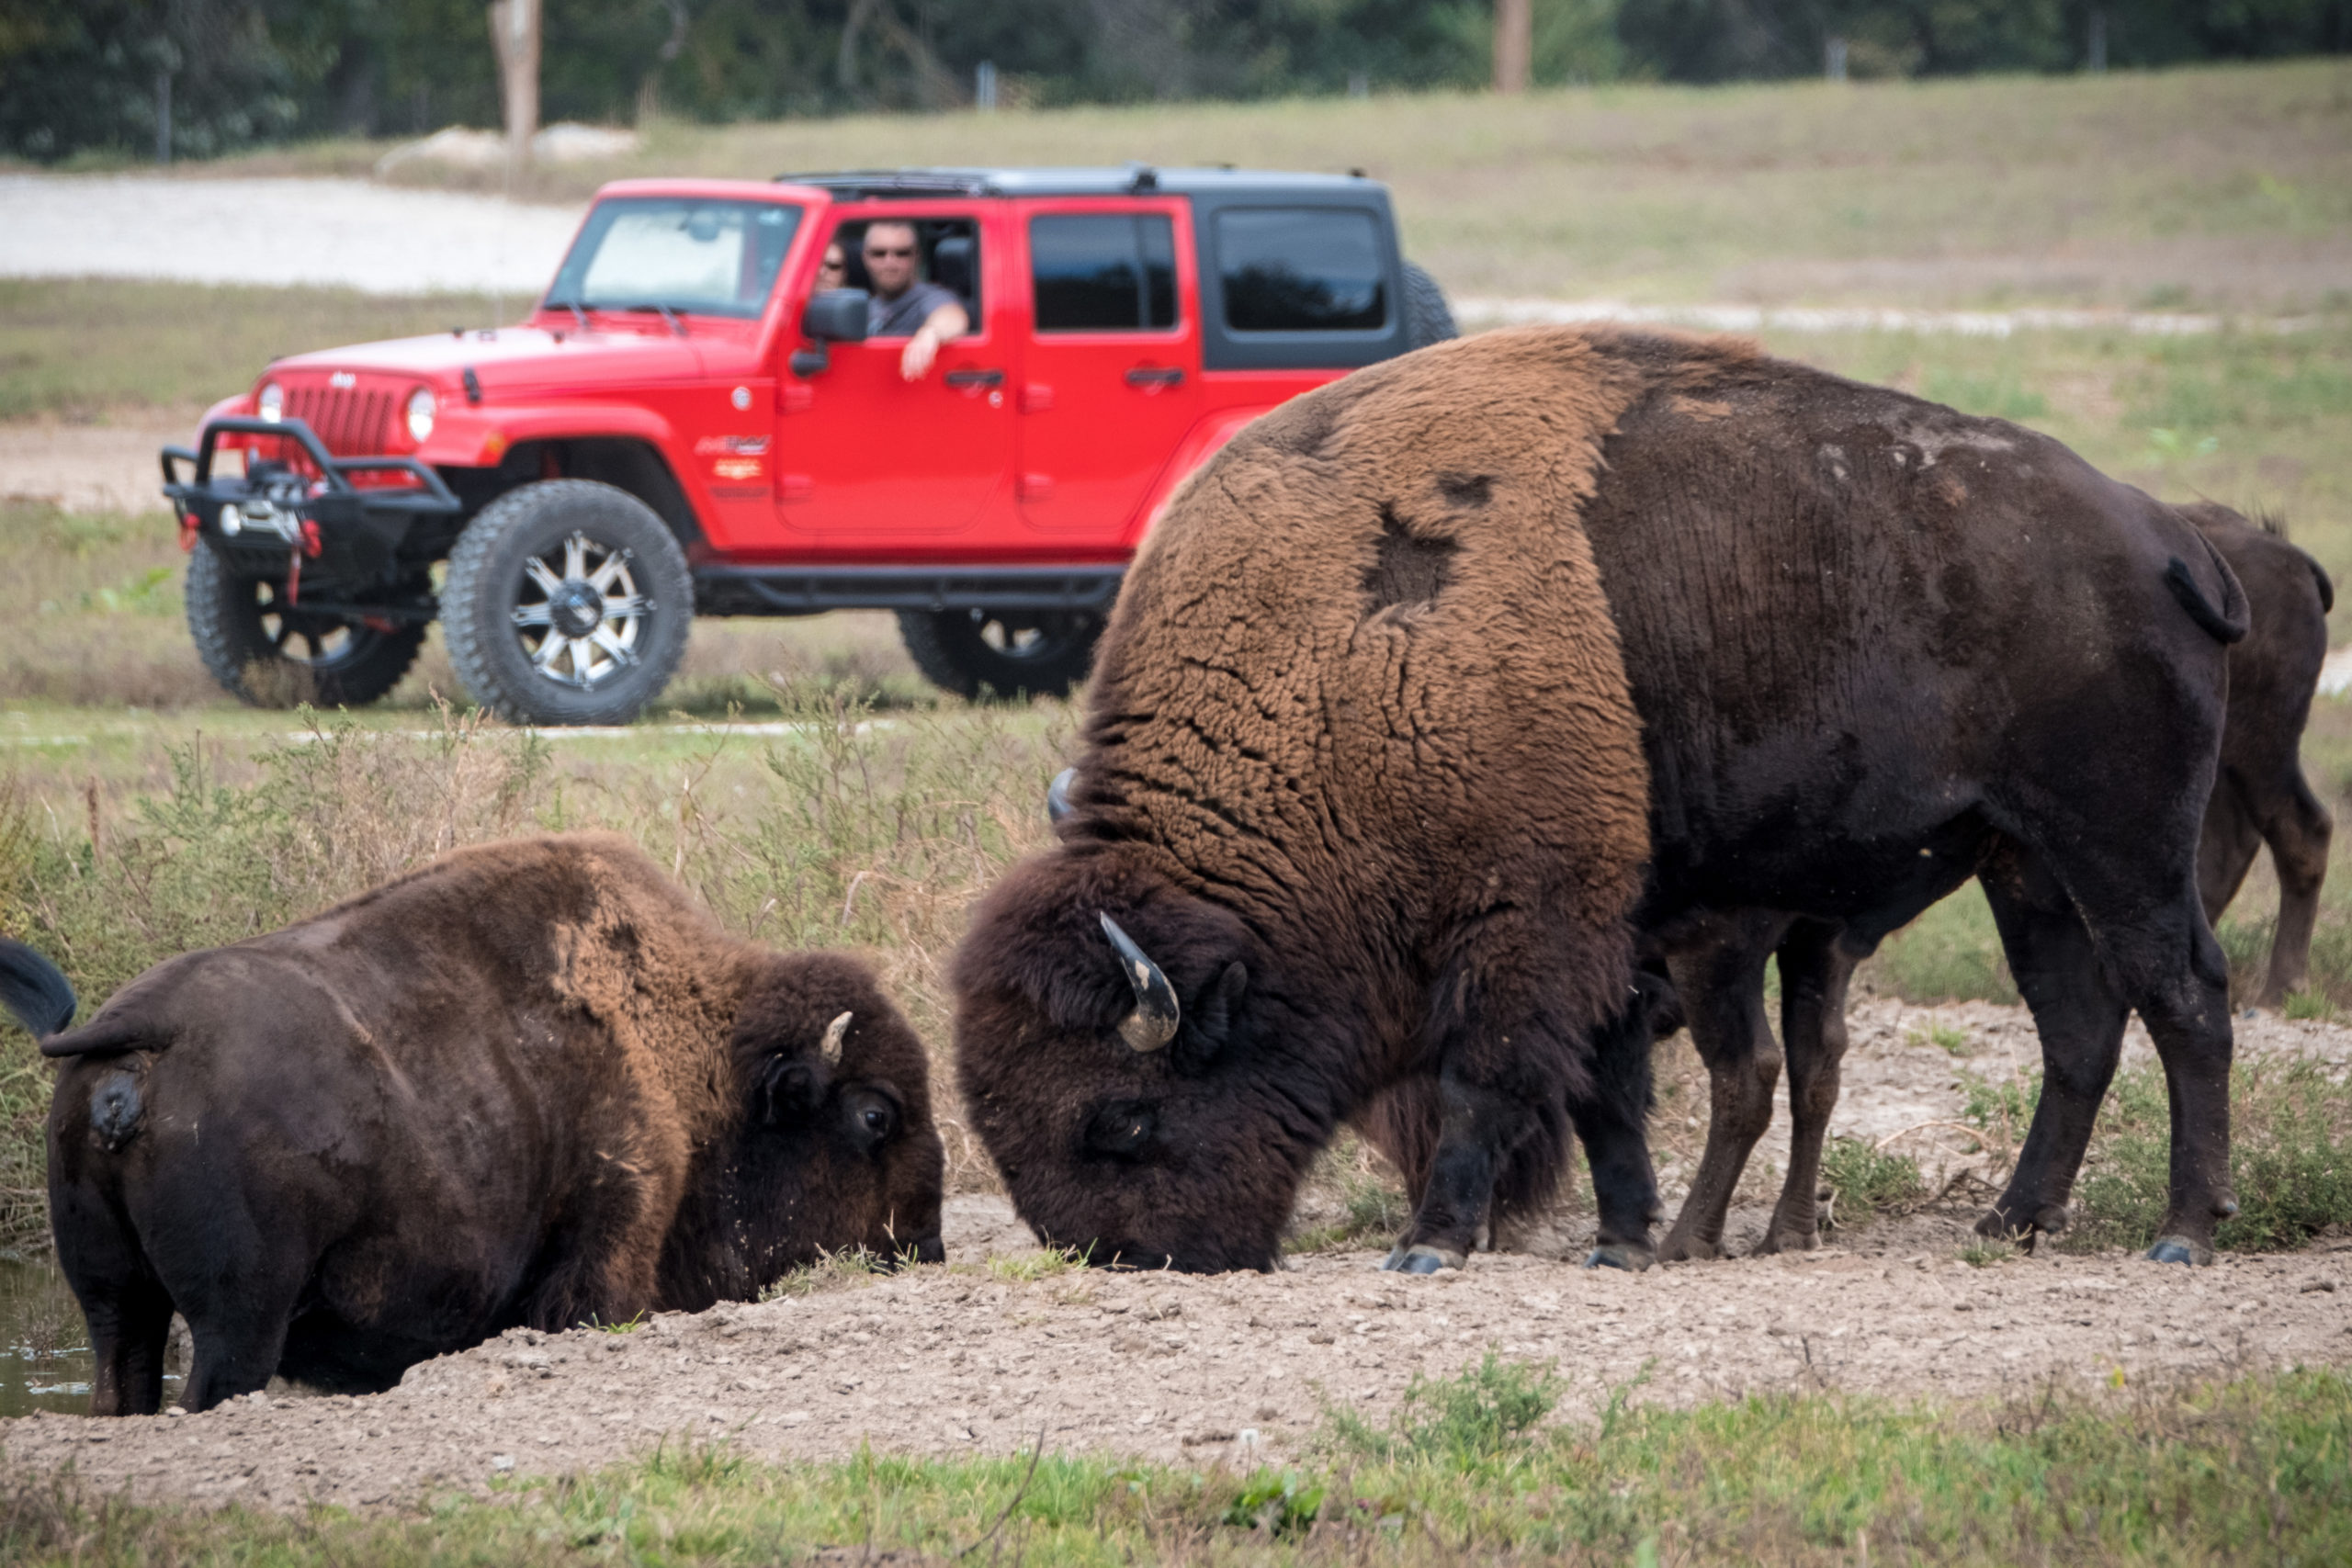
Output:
[2187,502,2335,1008]
[969,324,2247,1273]
[956,328,1661,1275]
[1635,501,2331,1267]
[0,834,943,1415]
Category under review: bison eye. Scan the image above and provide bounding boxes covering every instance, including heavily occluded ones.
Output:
[842,1089,899,1153]
[1084,1101,1157,1160]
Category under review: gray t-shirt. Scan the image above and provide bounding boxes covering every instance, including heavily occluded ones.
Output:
[868,281,961,337]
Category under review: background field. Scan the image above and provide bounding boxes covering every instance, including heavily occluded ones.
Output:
[207,60,2352,311]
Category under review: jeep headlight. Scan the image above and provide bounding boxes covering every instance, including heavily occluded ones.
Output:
[257,382,284,423]
[405,387,437,443]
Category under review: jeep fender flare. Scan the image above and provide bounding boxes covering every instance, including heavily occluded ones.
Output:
[418,403,709,548]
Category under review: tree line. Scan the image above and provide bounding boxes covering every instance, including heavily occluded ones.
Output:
[4,0,2346,164]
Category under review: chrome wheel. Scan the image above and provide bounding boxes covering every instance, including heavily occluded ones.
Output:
[508,531,649,690]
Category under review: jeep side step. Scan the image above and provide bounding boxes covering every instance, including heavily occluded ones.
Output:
[693,564,1124,617]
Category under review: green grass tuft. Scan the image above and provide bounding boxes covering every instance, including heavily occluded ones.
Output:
[1820,1136,1928,1217]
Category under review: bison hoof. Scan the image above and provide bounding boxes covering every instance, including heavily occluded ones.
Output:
[1583,1243,1655,1272]
[1973,1209,2040,1248]
[2145,1235,2212,1266]
[1382,1245,1464,1274]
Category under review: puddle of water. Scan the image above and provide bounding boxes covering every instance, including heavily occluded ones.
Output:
[0,1255,184,1416]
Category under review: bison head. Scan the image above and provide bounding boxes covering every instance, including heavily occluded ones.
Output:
[954,844,1345,1273]
[661,954,944,1309]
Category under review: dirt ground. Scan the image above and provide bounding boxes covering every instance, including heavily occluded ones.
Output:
[0,418,193,514]
[4,998,2349,1512]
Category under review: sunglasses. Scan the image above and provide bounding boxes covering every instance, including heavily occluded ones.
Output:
[864,245,915,259]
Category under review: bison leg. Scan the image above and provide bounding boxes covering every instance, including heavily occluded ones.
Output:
[1384,1077,1532,1272]
[2256,773,2333,1008]
[1977,861,2130,1250]
[51,1184,174,1417]
[2195,780,2264,933]
[1657,917,1785,1263]
[152,1194,307,1411]
[1567,982,1665,1271]
[1755,920,1856,1257]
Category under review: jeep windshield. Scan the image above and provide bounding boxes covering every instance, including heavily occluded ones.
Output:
[544,197,803,321]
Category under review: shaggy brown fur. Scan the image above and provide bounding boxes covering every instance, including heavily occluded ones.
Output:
[1349,328,2242,1269]
[20,834,942,1415]
[2183,502,2335,1007]
[955,329,1659,1274]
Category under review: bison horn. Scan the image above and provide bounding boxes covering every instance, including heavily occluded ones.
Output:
[1046,767,1077,824]
[1098,913,1179,1053]
[820,1010,853,1068]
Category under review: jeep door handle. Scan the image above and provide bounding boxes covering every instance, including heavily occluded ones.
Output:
[1124,367,1185,388]
[943,367,1005,388]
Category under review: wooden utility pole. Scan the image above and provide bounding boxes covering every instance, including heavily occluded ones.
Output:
[1494,0,1532,94]
[490,0,542,169]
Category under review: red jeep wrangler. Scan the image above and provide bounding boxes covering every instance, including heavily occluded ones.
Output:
[162,166,1455,724]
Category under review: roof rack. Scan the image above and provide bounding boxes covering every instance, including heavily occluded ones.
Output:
[772,170,1000,198]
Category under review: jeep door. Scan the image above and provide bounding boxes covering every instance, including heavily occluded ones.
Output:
[1012,199,1202,548]
[772,204,1013,555]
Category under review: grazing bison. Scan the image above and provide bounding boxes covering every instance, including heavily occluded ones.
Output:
[2185,502,2335,1008]
[956,327,1661,1274]
[0,834,943,1415]
[984,325,2248,1273]
[1352,329,2245,1269]
[1622,501,2332,1266]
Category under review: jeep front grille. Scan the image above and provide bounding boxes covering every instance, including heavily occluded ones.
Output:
[282,385,393,456]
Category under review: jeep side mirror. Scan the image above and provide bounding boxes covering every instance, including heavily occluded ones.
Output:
[803,289,870,343]
[791,288,870,378]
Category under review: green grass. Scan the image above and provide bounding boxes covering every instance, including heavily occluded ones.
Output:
[4,1366,2348,1563]
[0,279,505,423]
[1959,1056,2352,1255]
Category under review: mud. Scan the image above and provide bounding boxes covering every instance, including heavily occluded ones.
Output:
[3,1003,2348,1512]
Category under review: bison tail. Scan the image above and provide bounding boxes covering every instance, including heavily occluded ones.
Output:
[39,1016,164,1059]
[0,938,76,1040]
[2165,545,2250,646]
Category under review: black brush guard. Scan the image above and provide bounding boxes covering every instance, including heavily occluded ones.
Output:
[161,417,460,604]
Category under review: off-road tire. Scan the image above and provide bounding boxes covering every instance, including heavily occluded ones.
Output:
[1402,263,1458,350]
[896,609,1102,702]
[185,540,427,708]
[442,479,692,726]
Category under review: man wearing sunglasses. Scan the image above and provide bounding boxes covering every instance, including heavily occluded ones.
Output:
[860,220,969,381]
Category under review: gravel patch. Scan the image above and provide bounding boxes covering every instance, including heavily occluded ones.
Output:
[0,175,582,296]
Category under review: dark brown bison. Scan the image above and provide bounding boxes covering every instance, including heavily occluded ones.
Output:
[2186,502,2334,1008]
[1628,501,2331,1267]
[956,327,1661,1275]
[978,324,2248,1274]
[0,833,943,1416]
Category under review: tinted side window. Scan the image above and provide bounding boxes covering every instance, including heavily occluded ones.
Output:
[1031,215,1178,332]
[1216,209,1386,333]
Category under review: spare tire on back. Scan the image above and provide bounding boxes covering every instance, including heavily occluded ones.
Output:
[1402,263,1458,350]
